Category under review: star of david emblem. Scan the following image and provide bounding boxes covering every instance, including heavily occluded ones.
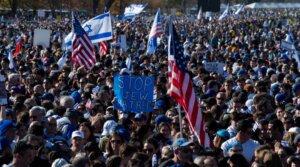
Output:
[84,24,92,34]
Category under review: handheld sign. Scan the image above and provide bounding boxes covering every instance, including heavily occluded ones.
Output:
[204,62,224,75]
[114,74,154,112]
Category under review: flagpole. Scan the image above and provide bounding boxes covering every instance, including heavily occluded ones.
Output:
[177,104,183,138]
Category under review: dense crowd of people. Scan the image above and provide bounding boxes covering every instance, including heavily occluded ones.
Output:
[0,7,300,167]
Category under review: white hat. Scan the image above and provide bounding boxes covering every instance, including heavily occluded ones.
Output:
[71,130,84,139]
[120,68,131,75]
[288,127,300,133]
[51,158,69,167]
[101,120,117,137]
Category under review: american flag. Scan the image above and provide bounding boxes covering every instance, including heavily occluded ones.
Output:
[72,16,95,69]
[149,8,163,38]
[146,8,163,55]
[168,22,208,147]
[99,41,108,56]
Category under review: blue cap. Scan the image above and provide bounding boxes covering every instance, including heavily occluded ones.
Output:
[0,120,16,136]
[172,138,192,149]
[233,52,240,59]
[10,86,22,94]
[71,91,82,104]
[205,89,217,97]
[275,93,286,103]
[258,67,267,74]
[40,93,55,101]
[237,69,248,76]
[154,99,166,110]
[292,83,300,94]
[119,61,127,68]
[155,114,172,125]
[271,84,280,96]
[216,129,230,140]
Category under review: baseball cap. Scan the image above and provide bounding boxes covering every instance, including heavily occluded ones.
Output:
[155,114,173,125]
[172,138,192,149]
[0,120,16,136]
[40,93,55,101]
[288,127,300,134]
[71,130,84,139]
[154,99,166,110]
[102,120,117,136]
[216,129,230,140]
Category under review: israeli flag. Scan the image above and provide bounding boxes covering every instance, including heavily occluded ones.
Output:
[8,49,14,70]
[57,51,67,70]
[234,4,244,15]
[124,4,147,18]
[125,56,133,72]
[197,7,202,20]
[64,12,113,49]
[219,4,229,21]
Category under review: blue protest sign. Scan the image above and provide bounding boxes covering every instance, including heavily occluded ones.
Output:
[114,74,154,112]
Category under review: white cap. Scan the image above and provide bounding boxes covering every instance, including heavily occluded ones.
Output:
[288,127,300,133]
[120,68,131,75]
[51,158,69,167]
[71,130,84,139]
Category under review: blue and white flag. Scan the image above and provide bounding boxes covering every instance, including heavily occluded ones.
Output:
[64,12,113,49]
[125,56,132,72]
[234,4,244,15]
[8,49,14,70]
[124,4,147,18]
[197,7,202,20]
[219,4,229,21]
[57,51,67,70]
[146,9,163,56]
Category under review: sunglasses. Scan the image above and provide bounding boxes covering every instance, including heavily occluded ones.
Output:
[110,140,121,144]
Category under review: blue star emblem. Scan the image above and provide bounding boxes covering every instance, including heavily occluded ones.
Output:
[84,24,92,34]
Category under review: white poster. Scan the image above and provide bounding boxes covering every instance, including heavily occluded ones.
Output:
[204,62,224,75]
[33,29,51,48]
[120,34,127,51]
[37,10,45,17]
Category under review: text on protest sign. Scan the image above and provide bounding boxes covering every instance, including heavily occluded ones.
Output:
[113,74,154,112]
[204,62,224,75]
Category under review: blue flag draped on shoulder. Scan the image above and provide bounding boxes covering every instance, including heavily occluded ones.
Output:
[124,4,147,19]
[64,12,113,50]
[146,8,163,56]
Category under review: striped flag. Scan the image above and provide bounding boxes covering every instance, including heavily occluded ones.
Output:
[72,16,96,69]
[14,39,22,57]
[168,21,207,147]
[99,41,108,56]
[146,8,163,56]
[219,4,230,21]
